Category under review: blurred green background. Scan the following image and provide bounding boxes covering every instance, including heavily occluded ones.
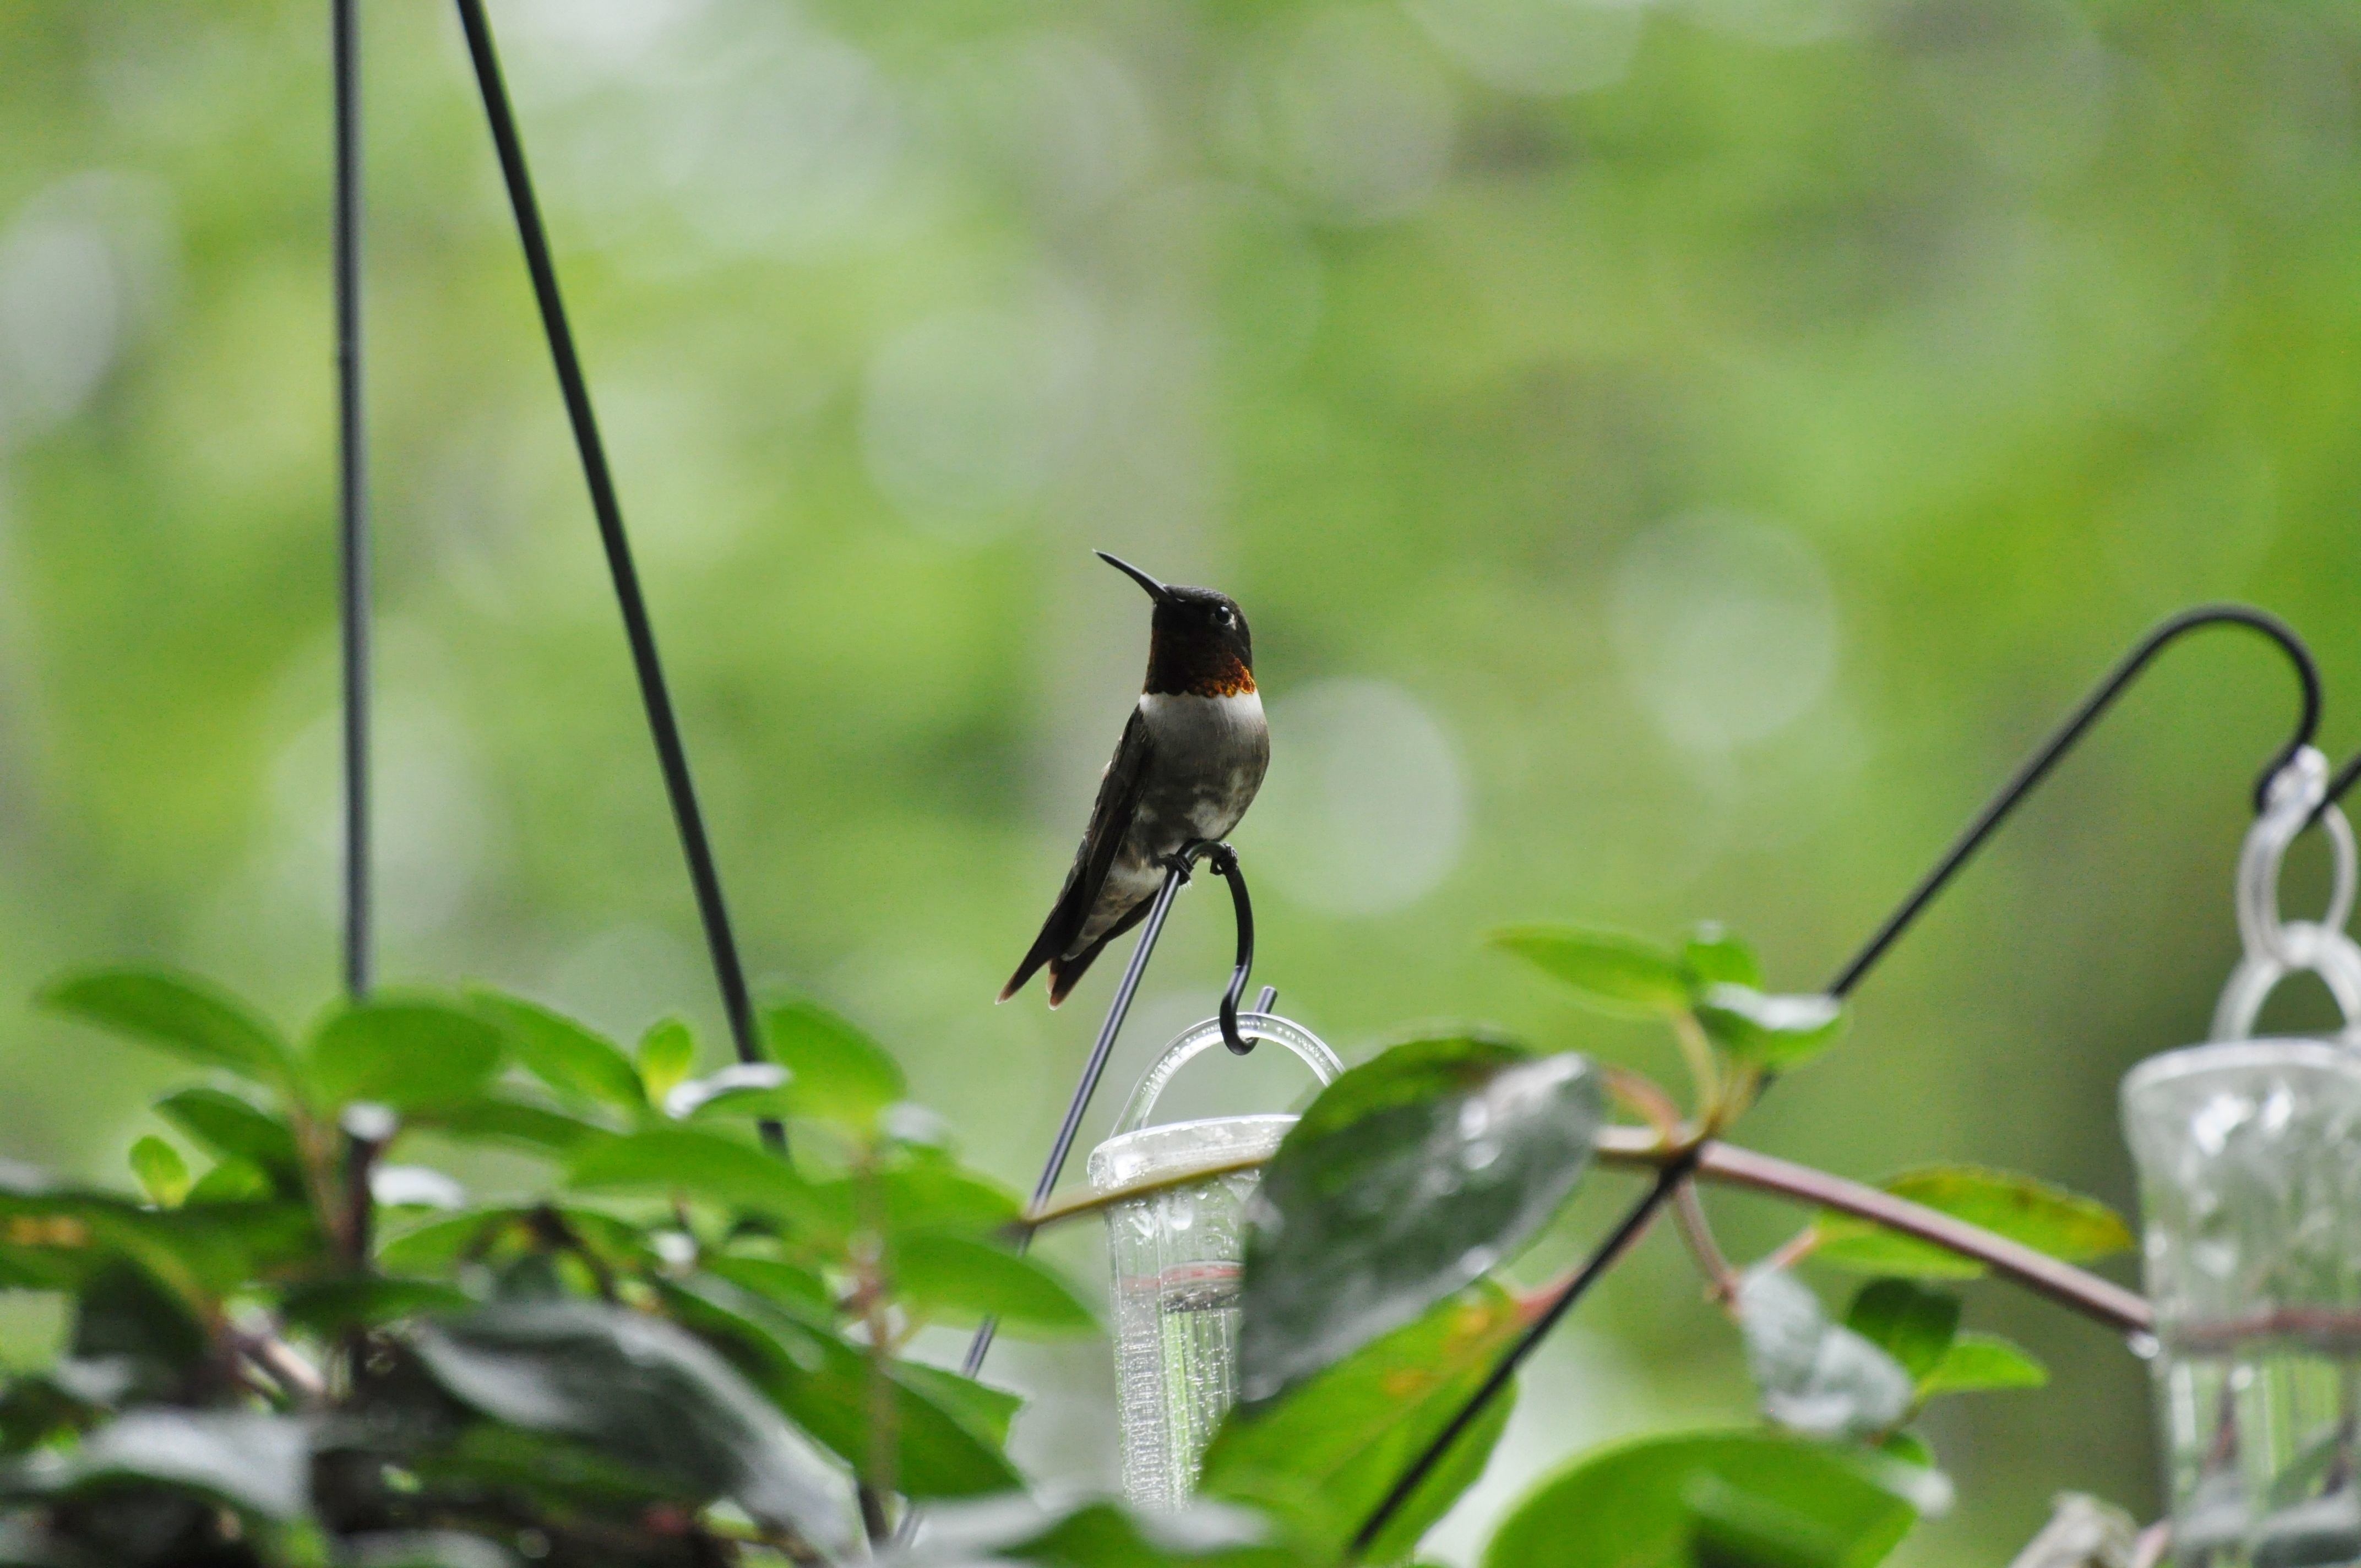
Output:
[6,0,2361,1559]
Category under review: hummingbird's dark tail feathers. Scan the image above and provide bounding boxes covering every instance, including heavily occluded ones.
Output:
[1045,895,1156,1008]
[998,925,1060,1005]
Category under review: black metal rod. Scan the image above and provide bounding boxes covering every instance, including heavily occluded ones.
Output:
[1350,603,2322,1558]
[1827,605,2318,999]
[334,0,369,999]
[449,0,773,1141]
[960,860,1193,1380]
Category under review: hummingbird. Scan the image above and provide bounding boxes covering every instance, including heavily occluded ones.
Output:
[1001,552,1269,1008]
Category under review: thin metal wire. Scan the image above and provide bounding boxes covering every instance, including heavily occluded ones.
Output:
[449,0,775,1145]
[334,0,369,999]
[1350,603,2323,1557]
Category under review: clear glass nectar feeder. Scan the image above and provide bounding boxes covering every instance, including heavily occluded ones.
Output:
[1087,1012,1342,1509]
[2121,748,2361,1568]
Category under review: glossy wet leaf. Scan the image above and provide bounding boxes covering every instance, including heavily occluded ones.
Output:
[470,989,646,1114]
[127,1139,188,1209]
[1842,1280,1959,1382]
[411,1299,853,1544]
[40,970,293,1088]
[1738,1269,1913,1442]
[309,1000,505,1110]
[1487,926,1690,1017]
[1813,1167,2134,1279]
[1482,1431,1922,1568]
[3,1410,311,1518]
[1238,1033,1601,1405]
[1203,1282,1525,1562]
[891,1231,1095,1335]
[1694,987,1846,1071]
[667,1062,790,1119]
[661,1275,1022,1499]
[762,998,906,1133]
[151,1089,300,1187]
[566,1126,824,1229]
[635,1018,698,1108]
[1917,1332,2048,1397]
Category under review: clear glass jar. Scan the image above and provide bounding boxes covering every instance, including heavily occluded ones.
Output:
[2124,1039,2361,1568]
[1087,1014,1340,1509]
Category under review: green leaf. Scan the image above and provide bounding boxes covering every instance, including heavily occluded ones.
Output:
[567,1127,824,1229]
[2,1409,311,1518]
[1694,987,1846,1070]
[661,1275,1024,1499]
[1239,1033,1602,1405]
[704,1255,833,1316]
[1917,1332,2048,1397]
[1204,1283,1526,1562]
[1682,924,1763,991]
[152,1090,300,1186]
[1842,1281,1959,1382]
[185,1159,273,1205]
[1487,926,1690,1017]
[761,998,906,1132]
[406,1097,614,1160]
[309,1000,505,1110]
[470,989,646,1114]
[127,1138,189,1209]
[668,1063,793,1121]
[39,970,293,1087]
[280,1277,474,1335]
[378,1206,655,1278]
[411,1299,854,1544]
[1737,1269,1913,1442]
[1482,1431,1922,1568]
[890,1231,1095,1335]
[1813,1167,2134,1279]
[907,1495,1288,1567]
[636,1018,698,1107]
[893,1360,1023,1450]
[807,1156,1022,1245]
[340,1533,526,1568]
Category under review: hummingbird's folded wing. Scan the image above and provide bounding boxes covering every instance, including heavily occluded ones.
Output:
[999,705,1155,1004]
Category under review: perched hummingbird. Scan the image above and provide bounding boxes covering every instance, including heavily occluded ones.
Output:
[1000,552,1269,1008]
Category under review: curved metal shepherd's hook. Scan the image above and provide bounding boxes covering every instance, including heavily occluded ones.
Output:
[1350,603,2323,1558]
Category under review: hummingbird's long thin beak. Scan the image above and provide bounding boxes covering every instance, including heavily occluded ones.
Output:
[1094,550,1172,602]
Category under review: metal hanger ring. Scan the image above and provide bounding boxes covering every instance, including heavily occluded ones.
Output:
[2237,749,2357,969]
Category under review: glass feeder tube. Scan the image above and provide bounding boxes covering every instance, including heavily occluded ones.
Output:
[1087,1014,1341,1509]
[2122,753,2361,1568]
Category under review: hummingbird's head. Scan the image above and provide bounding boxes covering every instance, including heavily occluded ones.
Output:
[1095,551,1255,697]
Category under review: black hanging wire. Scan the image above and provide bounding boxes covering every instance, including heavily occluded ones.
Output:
[334,0,369,999]
[448,0,776,1145]
[1349,603,2322,1556]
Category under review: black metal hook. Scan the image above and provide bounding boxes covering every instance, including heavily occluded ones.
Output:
[1350,602,2324,1558]
[1827,603,2320,998]
[1199,843,1259,1056]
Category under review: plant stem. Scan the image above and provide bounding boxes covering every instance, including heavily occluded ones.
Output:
[1672,1179,1739,1308]
[1028,1130,2153,1335]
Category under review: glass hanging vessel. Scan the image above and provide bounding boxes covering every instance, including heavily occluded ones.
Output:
[2121,748,2361,1568]
[1087,1011,1342,1509]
